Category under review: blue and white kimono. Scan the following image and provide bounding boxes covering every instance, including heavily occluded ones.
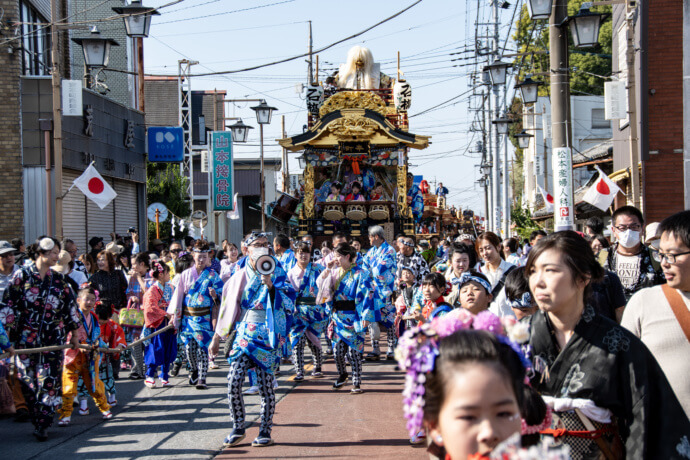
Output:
[276,249,297,272]
[316,180,332,202]
[168,266,224,349]
[363,241,397,328]
[217,261,296,373]
[317,266,375,353]
[287,263,326,348]
[407,184,424,222]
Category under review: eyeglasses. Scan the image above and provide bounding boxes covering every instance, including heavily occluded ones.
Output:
[614,224,642,232]
[170,249,182,254]
[652,250,690,264]
[250,242,270,248]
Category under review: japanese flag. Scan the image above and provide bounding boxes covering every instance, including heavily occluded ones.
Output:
[583,165,622,212]
[537,184,554,212]
[71,164,117,209]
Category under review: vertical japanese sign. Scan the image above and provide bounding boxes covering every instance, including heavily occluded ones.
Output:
[211,131,234,211]
[62,80,83,116]
[552,147,574,231]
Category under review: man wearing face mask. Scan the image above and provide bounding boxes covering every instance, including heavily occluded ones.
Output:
[605,205,664,301]
[210,232,296,448]
[167,240,224,390]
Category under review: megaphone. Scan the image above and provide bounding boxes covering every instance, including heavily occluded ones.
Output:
[255,254,276,276]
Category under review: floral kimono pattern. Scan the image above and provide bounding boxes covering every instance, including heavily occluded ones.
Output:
[64,310,104,393]
[363,241,397,328]
[407,184,424,222]
[528,307,690,459]
[277,249,297,272]
[180,268,224,349]
[0,321,10,350]
[288,263,326,348]
[0,265,80,428]
[227,263,295,373]
[319,266,375,353]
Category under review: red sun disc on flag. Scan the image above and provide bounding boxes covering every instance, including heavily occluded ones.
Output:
[596,179,610,195]
[88,177,105,194]
[546,194,554,204]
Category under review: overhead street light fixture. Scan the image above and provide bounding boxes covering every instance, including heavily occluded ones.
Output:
[71,26,119,68]
[569,3,609,49]
[526,0,553,20]
[514,130,534,149]
[515,76,543,104]
[492,114,514,135]
[227,119,253,143]
[483,60,511,86]
[112,0,160,38]
[251,100,278,125]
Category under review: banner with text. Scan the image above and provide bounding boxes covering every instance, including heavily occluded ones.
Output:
[211,131,234,211]
[552,147,574,231]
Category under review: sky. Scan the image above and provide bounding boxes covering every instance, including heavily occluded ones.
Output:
[138,0,519,216]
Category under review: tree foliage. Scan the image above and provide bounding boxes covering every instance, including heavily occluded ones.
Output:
[512,0,612,96]
[146,163,191,242]
[511,205,542,240]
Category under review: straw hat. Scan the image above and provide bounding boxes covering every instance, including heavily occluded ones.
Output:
[644,222,661,249]
[106,241,124,255]
[52,250,72,275]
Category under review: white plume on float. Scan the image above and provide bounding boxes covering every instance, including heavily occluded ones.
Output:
[338,46,380,90]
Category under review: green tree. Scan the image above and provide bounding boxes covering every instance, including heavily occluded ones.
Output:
[511,205,542,240]
[146,163,191,242]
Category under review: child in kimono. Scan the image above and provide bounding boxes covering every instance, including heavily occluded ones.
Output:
[326,182,344,202]
[394,265,419,336]
[143,262,176,388]
[57,285,112,426]
[369,182,386,201]
[287,242,327,380]
[78,302,126,413]
[409,272,453,324]
[344,181,365,201]
[167,241,224,390]
[316,243,375,394]
[210,232,295,448]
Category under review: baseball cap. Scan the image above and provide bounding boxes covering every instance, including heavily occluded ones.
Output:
[0,241,15,256]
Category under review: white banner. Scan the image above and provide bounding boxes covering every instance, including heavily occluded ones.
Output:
[552,147,574,231]
[604,81,627,119]
[62,80,83,117]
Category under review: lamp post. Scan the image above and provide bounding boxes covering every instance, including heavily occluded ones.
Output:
[251,101,278,231]
[569,4,608,49]
[515,76,542,105]
[514,130,534,150]
[493,114,514,237]
[113,0,159,112]
[226,118,253,143]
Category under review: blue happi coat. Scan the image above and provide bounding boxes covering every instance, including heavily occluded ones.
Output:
[363,240,397,328]
[289,263,327,348]
[228,262,296,373]
[276,249,297,272]
[327,266,375,353]
[180,268,224,349]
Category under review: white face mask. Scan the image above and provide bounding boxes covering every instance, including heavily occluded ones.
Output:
[618,229,641,248]
[251,247,269,261]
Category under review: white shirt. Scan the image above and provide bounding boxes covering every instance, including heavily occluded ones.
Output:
[479,259,515,290]
[68,269,88,287]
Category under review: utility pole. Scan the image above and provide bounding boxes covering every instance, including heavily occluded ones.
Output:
[50,0,64,238]
[549,1,574,231]
[307,20,313,84]
[625,0,640,209]
[281,115,288,193]
[491,0,502,235]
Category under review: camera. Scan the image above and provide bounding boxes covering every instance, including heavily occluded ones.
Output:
[128,227,137,233]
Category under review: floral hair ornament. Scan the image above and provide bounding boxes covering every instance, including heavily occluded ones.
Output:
[39,237,55,251]
[395,310,532,439]
[150,261,166,278]
[521,404,552,435]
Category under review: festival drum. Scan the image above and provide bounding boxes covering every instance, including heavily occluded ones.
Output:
[323,203,345,221]
[271,193,299,222]
[346,204,367,221]
[368,204,389,220]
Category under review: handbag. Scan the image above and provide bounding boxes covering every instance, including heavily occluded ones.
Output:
[119,299,144,328]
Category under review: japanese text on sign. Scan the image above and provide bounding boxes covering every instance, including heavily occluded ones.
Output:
[552,147,574,231]
[211,131,234,211]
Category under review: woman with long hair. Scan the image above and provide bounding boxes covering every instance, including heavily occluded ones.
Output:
[525,231,690,458]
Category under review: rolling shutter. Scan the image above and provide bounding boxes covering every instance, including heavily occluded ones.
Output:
[62,170,88,249]
[114,180,139,235]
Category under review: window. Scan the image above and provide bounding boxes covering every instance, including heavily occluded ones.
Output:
[591,108,610,129]
[20,2,51,76]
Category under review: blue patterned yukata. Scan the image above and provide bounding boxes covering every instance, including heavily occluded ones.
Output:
[363,240,398,355]
[407,184,424,222]
[276,249,297,273]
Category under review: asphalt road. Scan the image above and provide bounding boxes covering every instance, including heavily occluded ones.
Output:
[0,358,299,460]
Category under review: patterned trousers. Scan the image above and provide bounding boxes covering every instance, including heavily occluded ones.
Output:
[368,322,397,354]
[58,354,109,419]
[79,358,116,399]
[227,354,276,435]
[15,350,63,429]
[186,340,209,381]
[292,336,323,378]
[334,341,362,387]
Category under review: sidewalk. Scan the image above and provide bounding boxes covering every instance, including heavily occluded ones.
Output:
[216,353,427,460]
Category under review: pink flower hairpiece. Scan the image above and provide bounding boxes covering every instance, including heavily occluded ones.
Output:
[395,310,532,439]
[521,404,552,435]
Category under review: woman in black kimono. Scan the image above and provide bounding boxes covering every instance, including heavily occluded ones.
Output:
[525,231,690,459]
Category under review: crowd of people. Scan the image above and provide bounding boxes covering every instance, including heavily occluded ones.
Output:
[0,205,689,458]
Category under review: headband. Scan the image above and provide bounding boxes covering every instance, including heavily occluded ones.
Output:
[395,311,532,439]
[459,274,492,294]
[400,240,415,248]
[508,291,533,310]
[192,247,212,253]
[244,232,269,247]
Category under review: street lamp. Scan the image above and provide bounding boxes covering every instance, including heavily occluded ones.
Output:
[569,3,609,49]
[483,60,511,86]
[112,0,159,38]
[515,76,542,105]
[480,162,492,176]
[71,26,119,68]
[227,119,253,143]
[297,155,307,170]
[250,100,278,231]
[492,114,514,135]
[526,0,553,20]
[514,130,534,149]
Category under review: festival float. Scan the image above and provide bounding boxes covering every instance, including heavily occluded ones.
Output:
[277,46,430,244]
